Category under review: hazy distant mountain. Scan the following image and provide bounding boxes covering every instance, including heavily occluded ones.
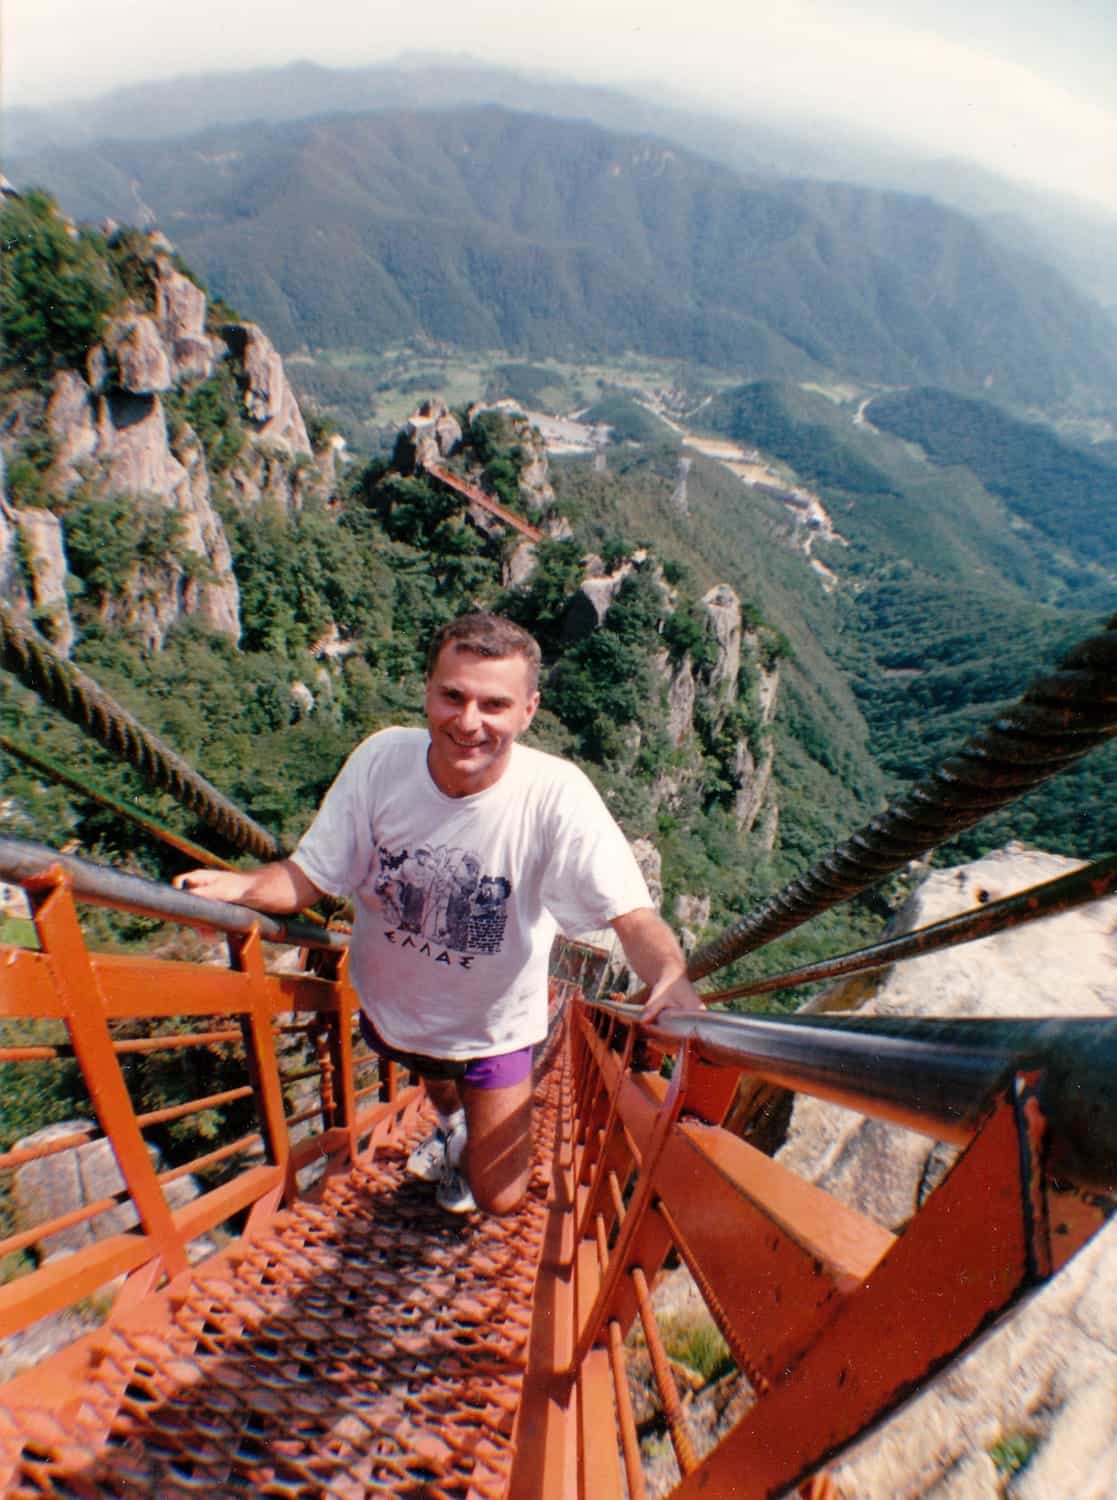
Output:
[4,54,799,175]
[12,104,1117,412]
[11,53,1117,313]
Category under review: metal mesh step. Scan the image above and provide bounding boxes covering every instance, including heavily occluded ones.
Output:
[0,1058,568,1498]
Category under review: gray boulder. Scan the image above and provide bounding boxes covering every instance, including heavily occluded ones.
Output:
[12,1120,200,1258]
[106,315,173,395]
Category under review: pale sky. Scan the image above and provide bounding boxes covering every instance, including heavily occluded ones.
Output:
[5,0,1117,213]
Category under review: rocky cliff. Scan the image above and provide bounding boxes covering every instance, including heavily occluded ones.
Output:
[388,396,779,859]
[0,198,335,654]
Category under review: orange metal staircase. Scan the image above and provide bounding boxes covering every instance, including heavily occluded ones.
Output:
[421,462,544,542]
[0,610,1115,1496]
[0,856,1114,1497]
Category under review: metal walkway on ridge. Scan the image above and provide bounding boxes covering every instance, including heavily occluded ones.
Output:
[0,1064,567,1498]
[0,612,1115,1496]
[1,844,1117,1496]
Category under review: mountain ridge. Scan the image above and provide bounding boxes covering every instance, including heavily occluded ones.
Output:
[11,53,1117,312]
[13,104,1117,414]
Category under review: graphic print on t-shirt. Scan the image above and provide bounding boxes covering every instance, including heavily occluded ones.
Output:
[373,842,512,956]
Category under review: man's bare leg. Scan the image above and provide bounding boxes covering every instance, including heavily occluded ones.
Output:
[423,1076,463,1120]
[460,1076,533,1215]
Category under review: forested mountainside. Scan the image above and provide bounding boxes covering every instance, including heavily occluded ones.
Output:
[12,54,1117,315]
[11,106,1117,413]
[698,380,1117,856]
[1,191,1112,992]
[0,191,892,988]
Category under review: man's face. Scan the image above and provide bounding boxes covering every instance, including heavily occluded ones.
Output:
[424,645,539,797]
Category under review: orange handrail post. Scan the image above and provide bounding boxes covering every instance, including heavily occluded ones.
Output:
[228,927,293,1195]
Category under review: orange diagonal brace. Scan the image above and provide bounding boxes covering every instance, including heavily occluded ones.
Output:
[26,870,188,1278]
[573,1044,692,1368]
[422,461,544,541]
[670,1084,1048,1499]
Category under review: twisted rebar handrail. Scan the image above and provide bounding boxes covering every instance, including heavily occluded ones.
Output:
[0,605,283,861]
[701,848,1117,1004]
[687,611,1117,981]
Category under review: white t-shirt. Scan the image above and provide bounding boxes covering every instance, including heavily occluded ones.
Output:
[291,728,652,1058]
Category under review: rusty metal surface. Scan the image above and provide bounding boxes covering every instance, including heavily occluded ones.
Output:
[422,463,544,542]
[669,1089,1044,1500]
[594,1000,1117,1193]
[0,1059,567,1498]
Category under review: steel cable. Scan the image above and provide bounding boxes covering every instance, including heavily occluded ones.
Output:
[687,611,1117,981]
[0,604,283,861]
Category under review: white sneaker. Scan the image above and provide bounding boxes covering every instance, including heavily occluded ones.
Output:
[406,1121,466,1182]
[436,1162,477,1214]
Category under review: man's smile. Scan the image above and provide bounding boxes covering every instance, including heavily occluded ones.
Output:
[424,646,540,796]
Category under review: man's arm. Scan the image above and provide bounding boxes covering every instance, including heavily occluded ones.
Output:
[609,907,706,1022]
[172,859,325,913]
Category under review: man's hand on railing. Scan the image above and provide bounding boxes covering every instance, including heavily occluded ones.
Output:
[641,970,707,1024]
[172,858,325,913]
[609,907,706,1023]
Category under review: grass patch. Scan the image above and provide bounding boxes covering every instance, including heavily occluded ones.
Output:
[988,1431,1038,1476]
[659,1311,735,1384]
[0,916,37,948]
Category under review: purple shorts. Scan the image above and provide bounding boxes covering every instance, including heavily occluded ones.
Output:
[358,1010,533,1090]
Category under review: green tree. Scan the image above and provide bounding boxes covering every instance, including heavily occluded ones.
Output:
[0,190,119,384]
[498,538,585,655]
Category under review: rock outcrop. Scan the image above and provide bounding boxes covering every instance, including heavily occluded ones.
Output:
[661,649,696,749]
[0,489,23,611]
[512,422,555,512]
[154,263,216,382]
[39,373,241,652]
[463,402,555,512]
[699,585,781,835]
[632,837,664,911]
[220,322,312,456]
[12,1120,199,1258]
[504,539,538,588]
[775,847,1117,1499]
[395,398,463,474]
[562,551,659,642]
[0,223,335,653]
[700,584,742,705]
[733,629,780,837]
[563,566,633,640]
[106,314,172,395]
[560,571,781,840]
[0,1120,206,1384]
[8,505,74,656]
[674,891,711,952]
[45,370,98,489]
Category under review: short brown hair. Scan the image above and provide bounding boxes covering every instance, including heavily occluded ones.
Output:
[425,613,542,690]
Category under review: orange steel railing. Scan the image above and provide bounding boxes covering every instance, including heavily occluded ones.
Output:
[0,850,1114,1497]
[514,997,1115,1498]
[0,861,423,1350]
